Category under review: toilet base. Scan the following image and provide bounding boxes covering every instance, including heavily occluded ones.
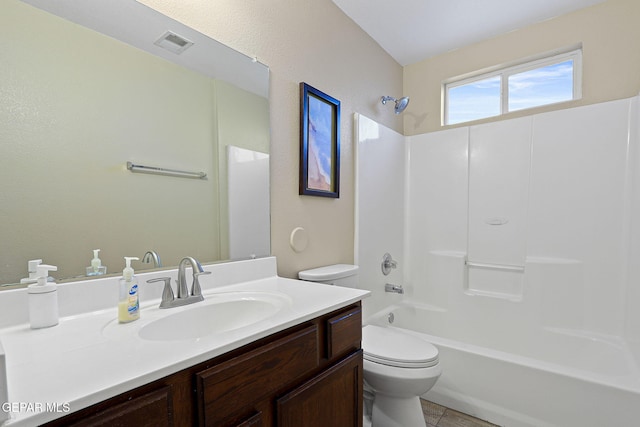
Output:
[371,393,426,427]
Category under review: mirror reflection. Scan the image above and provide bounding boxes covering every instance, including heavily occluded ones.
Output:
[0,0,270,287]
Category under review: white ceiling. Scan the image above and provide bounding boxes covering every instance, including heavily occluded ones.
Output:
[332,0,607,66]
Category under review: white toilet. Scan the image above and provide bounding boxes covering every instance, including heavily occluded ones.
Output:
[298,264,442,427]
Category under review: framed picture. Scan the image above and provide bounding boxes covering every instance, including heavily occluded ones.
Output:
[299,82,340,198]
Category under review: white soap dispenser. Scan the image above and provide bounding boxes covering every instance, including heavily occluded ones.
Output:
[20,259,43,284]
[86,249,107,276]
[28,264,59,329]
[118,257,140,323]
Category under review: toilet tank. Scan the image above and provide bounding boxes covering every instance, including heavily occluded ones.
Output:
[298,264,359,288]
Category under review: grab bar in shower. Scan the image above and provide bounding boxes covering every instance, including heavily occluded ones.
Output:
[465,260,525,273]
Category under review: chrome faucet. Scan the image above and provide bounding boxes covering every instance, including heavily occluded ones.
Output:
[142,250,162,268]
[177,257,209,299]
[146,257,211,309]
[385,283,404,294]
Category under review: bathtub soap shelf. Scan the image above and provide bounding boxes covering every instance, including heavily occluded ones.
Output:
[465,260,524,273]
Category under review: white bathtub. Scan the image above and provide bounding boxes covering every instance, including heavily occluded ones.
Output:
[367,302,640,427]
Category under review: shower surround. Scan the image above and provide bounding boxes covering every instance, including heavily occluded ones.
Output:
[355,96,640,426]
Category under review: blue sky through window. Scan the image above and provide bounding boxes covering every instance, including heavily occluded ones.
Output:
[508,60,573,111]
[447,76,501,125]
[445,53,577,125]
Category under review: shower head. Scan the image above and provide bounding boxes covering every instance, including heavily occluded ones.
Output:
[381,95,410,114]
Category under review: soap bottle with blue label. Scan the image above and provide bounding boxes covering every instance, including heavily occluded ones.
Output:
[118,257,140,323]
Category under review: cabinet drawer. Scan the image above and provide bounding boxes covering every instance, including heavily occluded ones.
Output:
[196,325,319,426]
[326,306,362,360]
[64,386,173,427]
[237,411,263,426]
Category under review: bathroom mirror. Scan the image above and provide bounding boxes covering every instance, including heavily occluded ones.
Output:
[0,0,270,287]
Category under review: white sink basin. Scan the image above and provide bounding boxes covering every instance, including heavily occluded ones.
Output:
[141,298,282,341]
[103,291,291,342]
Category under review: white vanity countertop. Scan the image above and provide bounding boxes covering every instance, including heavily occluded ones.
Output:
[0,257,369,426]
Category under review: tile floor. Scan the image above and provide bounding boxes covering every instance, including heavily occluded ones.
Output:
[421,399,499,427]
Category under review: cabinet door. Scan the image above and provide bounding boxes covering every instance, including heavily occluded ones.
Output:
[276,350,363,427]
[196,325,319,426]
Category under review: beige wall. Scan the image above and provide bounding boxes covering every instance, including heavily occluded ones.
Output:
[404,0,640,135]
[110,0,640,279]
[139,0,404,278]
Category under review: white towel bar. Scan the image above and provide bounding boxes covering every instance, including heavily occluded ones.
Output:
[127,161,206,179]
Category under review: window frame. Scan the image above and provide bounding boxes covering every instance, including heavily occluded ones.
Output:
[443,48,582,126]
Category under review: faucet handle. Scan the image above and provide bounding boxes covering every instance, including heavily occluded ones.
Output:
[191,271,211,298]
[147,277,174,308]
[381,253,398,276]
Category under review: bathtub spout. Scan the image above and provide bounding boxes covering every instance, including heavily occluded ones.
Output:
[385,283,404,294]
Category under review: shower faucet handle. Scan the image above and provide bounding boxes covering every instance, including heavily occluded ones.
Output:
[381,253,398,276]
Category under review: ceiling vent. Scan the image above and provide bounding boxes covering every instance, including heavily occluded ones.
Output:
[154,31,194,54]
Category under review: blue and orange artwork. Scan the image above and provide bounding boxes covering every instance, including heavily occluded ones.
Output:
[306,94,334,191]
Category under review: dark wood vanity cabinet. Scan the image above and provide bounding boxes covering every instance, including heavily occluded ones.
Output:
[276,351,362,427]
[44,303,363,427]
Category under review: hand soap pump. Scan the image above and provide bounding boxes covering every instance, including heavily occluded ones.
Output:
[118,257,140,323]
[28,264,59,329]
[20,259,43,284]
[86,249,107,276]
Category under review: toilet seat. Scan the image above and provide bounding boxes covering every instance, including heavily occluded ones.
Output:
[363,325,439,368]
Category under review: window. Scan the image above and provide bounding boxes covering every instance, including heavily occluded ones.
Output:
[444,48,582,125]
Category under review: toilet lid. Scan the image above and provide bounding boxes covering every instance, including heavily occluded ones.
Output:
[362,325,439,368]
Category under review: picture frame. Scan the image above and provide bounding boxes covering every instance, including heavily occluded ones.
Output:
[299,82,340,198]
